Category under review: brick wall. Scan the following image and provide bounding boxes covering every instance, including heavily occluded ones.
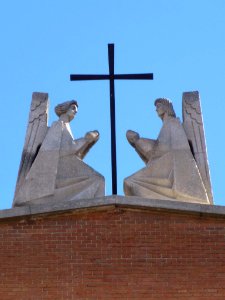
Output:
[0,206,225,299]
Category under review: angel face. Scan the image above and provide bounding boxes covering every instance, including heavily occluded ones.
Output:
[66,104,78,121]
[155,102,166,119]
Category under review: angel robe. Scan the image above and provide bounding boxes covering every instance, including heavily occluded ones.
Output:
[13,120,105,206]
[124,117,210,204]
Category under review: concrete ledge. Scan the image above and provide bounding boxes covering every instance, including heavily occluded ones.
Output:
[1,195,225,221]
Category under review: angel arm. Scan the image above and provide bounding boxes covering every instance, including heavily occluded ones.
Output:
[74,130,99,160]
[126,130,156,164]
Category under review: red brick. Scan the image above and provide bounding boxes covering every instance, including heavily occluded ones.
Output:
[0,208,225,299]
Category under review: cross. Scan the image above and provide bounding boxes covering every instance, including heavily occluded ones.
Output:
[70,43,153,195]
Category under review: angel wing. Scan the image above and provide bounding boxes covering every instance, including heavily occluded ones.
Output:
[13,92,49,202]
[182,91,213,204]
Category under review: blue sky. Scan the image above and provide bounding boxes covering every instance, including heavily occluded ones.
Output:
[1,0,225,209]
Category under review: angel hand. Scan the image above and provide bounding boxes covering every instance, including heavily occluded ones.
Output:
[126,130,140,147]
[85,130,99,142]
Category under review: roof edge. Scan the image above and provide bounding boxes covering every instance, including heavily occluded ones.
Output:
[1,195,225,221]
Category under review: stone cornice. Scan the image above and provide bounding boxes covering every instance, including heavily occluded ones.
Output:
[1,196,225,222]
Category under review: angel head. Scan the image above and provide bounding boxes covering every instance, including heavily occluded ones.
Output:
[154,98,176,120]
[55,100,78,122]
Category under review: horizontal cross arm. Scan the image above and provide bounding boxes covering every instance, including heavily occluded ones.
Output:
[70,74,110,81]
[70,73,153,81]
[114,73,153,80]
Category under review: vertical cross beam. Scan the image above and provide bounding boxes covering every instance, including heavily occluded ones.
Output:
[108,44,117,194]
[70,44,153,195]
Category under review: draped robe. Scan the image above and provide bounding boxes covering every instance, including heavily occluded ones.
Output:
[124,117,209,204]
[13,120,105,206]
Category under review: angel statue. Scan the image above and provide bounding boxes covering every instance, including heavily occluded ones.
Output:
[13,92,105,207]
[124,91,213,204]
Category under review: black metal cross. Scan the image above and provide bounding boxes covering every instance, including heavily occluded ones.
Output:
[70,43,153,195]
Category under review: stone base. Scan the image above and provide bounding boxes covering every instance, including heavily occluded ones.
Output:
[0,195,223,221]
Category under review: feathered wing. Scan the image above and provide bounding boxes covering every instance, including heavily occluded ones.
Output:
[182,91,213,204]
[13,92,49,202]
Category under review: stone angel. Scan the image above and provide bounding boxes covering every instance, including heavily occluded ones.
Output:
[13,92,105,207]
[124,91,213,204]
